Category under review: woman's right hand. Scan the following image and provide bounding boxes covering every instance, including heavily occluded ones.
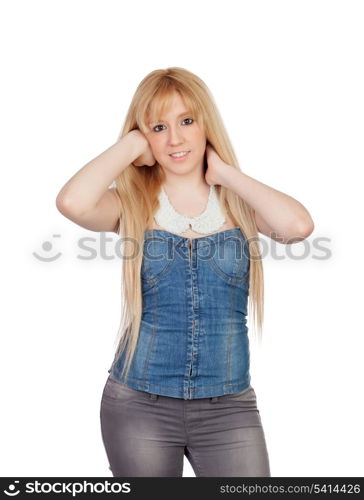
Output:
[129,129,157,167]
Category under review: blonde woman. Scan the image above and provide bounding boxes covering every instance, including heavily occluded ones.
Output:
[56,67,314,477]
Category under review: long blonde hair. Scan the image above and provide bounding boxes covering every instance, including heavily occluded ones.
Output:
[112,67,264,381]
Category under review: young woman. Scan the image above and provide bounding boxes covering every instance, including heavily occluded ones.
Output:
[56,67,314,477]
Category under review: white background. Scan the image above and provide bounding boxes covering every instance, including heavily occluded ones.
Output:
[1,0,363,477]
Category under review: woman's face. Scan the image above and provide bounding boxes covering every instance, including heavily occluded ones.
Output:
[145,92,206,175]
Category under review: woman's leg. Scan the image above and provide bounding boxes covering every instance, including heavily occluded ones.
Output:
[100,376,185,477]
[184,386,271,477]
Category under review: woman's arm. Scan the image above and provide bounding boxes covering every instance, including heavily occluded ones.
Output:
[205,146,314,243]
[56,130,147,215]
[224,167,314,242]
[55,130,154,233]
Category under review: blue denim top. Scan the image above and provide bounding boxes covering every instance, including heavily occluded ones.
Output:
[108,226,251,400]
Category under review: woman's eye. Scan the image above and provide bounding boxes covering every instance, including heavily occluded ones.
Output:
[153,118,194,133]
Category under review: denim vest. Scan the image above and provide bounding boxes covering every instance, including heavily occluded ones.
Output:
[108,226,251,400]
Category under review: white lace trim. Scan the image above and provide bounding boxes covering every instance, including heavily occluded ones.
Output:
[154,184,226,234]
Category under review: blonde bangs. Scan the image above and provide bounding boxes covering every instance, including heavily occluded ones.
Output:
[140,84,203,132]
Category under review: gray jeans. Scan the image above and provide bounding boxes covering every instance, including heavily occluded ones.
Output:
[100,375,271,477]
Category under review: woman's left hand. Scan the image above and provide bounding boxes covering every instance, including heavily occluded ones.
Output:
[204,144,231,187]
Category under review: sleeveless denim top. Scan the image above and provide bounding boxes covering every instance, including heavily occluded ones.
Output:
[108,226,251,400]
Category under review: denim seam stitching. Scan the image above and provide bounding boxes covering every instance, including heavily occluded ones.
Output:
[226,285,234,388]
[120,376,251,390]
[141,285,158,383]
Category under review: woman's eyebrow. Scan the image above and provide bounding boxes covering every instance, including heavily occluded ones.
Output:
[149,111,190,124]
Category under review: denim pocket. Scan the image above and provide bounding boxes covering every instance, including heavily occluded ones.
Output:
[218,386,257,401]
[102,376,150,401]
[218,386,257,409]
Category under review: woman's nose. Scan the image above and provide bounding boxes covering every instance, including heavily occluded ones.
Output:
[168,126,184,144]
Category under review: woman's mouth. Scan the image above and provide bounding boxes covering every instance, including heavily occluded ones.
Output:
[169,151,190,161]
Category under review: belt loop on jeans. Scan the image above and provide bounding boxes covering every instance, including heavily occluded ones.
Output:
[210,396,219,403]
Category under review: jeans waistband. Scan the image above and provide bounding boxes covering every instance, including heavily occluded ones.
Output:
[147,393,220,402]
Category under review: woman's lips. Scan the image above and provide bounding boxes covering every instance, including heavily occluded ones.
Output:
[169,151,190,161]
